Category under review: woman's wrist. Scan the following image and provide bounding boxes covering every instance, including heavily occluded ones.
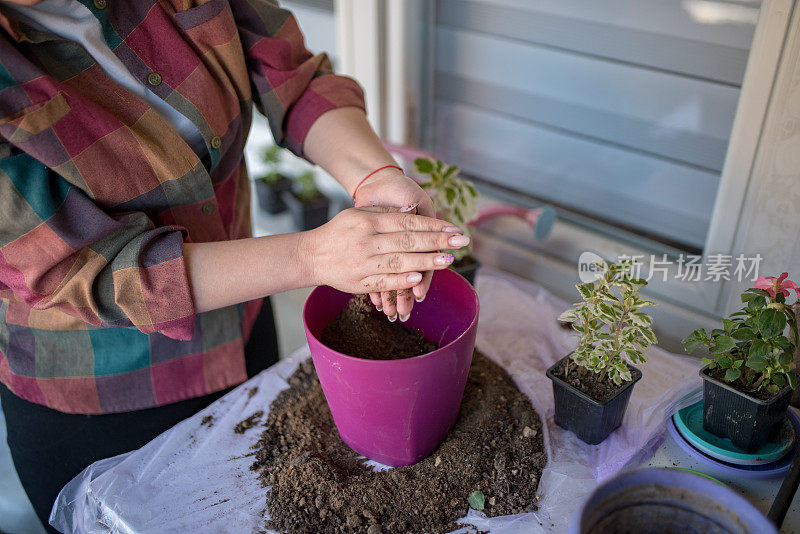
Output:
[352,165,405,204]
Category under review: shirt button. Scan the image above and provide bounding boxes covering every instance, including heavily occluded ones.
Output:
[210,136,222,149]
[147,72,162,86]
[93,0,107,9]
[202,202,215,215]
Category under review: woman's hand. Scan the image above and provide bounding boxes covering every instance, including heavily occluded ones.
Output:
[354,168,440,319]
[303,207,469,319]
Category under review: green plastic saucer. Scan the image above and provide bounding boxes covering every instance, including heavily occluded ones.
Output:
[673,401,795,466]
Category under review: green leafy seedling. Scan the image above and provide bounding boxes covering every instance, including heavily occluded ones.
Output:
[468,490,485,511]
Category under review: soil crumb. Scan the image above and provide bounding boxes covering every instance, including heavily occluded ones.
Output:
[320,295,438,360]
[249,351,546,533]
[200,415,214,428]
[234,410,264,434]
[551,358,636,403]
[248,387,259,399]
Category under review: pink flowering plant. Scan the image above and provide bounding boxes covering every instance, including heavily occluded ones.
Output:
[683,272,800,395]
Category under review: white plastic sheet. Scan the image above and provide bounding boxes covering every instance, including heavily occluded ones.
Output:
[51,269,703,533]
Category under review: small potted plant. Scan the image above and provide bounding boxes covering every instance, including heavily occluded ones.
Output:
[254,144,293,214]
[414,157,480,284]
[548,259,657,444]
[284,169,330,231]
[682,272,799,451]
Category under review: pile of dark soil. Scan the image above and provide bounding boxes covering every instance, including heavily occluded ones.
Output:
[320,295,438,360]
[550,358,632,403]
[248,351,546,533]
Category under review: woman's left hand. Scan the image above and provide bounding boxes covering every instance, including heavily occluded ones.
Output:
[353,167,439,321]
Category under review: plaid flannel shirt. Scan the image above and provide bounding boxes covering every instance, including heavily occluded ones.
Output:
[0,0,364,414]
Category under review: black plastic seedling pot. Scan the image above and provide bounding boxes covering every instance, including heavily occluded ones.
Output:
[284,192,330,231]
[255,175,292,214]
[546,355,642,445]
[700,365,792,452]
[451,256,481,286]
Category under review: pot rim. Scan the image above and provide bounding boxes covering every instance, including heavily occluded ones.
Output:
[699,365,793,406]
[546,353,642,407]
[302,268,480,367]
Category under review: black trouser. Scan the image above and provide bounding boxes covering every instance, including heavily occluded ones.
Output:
[0,299,279,534]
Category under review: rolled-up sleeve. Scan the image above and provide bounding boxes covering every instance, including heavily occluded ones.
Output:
[229,0,366,156]
[0,150,196,340]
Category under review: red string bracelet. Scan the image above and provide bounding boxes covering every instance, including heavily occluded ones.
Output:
[352,165,404,203]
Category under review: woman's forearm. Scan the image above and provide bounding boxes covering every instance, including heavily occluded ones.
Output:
[183,233,313,313]
[302,107,398,195]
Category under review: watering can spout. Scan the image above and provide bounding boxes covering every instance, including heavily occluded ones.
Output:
[469,204,557,240]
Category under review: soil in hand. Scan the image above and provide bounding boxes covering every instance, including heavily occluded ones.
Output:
[551,358,634,403]
[320,295,438,360]
[249,351,547,534]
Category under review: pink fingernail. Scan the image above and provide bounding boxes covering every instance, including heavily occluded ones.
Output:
[443,226,461,233]
[435,253,455,266]
[415,294,426,303]
[376,304,383,312]
[448,235,470,248]
[399,203,418,213]
[399,313,410,322]
[388,314,398,322]
[407,272,422,283]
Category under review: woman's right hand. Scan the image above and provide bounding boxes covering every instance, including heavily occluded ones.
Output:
[302,207,469,301]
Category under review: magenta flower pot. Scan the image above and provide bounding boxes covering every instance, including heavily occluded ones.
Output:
[302,268,479,467]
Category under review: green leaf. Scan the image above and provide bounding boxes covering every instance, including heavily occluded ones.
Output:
[445,187,456,205]
[722,319,736,332]
[788,372,798,390]
[778,351,793,367]
[741,292,757,303]
[577,283,594,300]
[710,336,735,354]
[443,165,458,179]
[468,491,485,511]
[747,295,767,313]
[683,339,705,354]
[629,312,652,327]
[775,336,794,351]
[758,308,787,339]
[745,288,772,297]
[731,327,755,341]
[467,184,478,197]
[725,368,742,382]
[718,355,733,368]
[749,338,769,359]
[701,357,714,366]
[746,354,768,372]
[414,157,434,174]
[773,373,786,387]
[558,310,577,322]
[733,359,744,369]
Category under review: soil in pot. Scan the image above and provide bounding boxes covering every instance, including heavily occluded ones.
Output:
[549,357,634,403]
[320,295,438,360]
[247,350,546,534]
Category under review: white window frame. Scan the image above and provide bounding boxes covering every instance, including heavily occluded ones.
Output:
[335,0,799,351]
